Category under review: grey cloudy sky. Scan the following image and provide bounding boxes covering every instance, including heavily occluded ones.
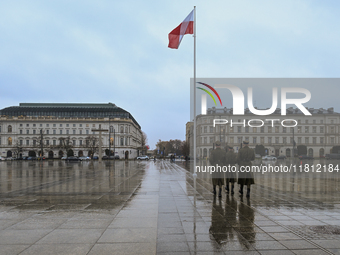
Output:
[1,0,340,149]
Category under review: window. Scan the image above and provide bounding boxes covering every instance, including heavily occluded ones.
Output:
[245,127,249,133]
[261,127,264,133]
[33,124,36,127]
[237,127,241,133]
[73,124,76,127]
[260,137,264,144]
[275,137,279,144]
[237,137,242,144]
[268,127,272,133]
[320,120,323,124]
[33,140,36,146]
[73,140,76,146]
[79,124,82,127]
[283,137,287,144]
[60,130,62,134]
[79,140,82,146]
[275,127,279,133]
[305,137,309,144]
[320,137,324,144]
[60,124,62,127]
[26,140,29,146]
[204,126,207,133]
[230,127,234,133]
[66,130,69,134]
[120,137,124,146]
[210,126,213,133]
[53,130,56,135]
[313,137,316,144]
[33,130,36,135]
[331,120,334,124]
[230,137,234,144]
[253,127,257,133]
[320,127,324,133]
[298,137,302,144]
[331,137,335,144]
[53,140,56,146]
[268,137,272,144]
[204,137,207,144]
[46,130,49,134]
[330,127,335,133]
[8,137,12,145]
[125,127,128,133]
[120,126,124,133]
[26,124,29,127]
[312,127,316,133]
[79,130,82,134]
[26,130,29,134]
[297,127,301,133]
[253,137,257,144]
[46,124,49,127]
[210,137,214,144]
[66,124,69,127]
[20,130,23,134]
[8,125,12,133]
[283,127,286,133]
[305,127,309,133]
[53,124,56,127]
[73,130,76,134]
[86,130,89,134]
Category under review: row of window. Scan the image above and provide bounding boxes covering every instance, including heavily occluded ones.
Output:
[200,126,332,134]
[2,137,130,146]
[0,125,131,134]
[200,136,333,145]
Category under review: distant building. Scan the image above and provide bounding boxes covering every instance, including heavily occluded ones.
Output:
[190,107,339,158]
[0,103,142,159]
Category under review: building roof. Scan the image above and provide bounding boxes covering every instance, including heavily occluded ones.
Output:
[0,103,141,129]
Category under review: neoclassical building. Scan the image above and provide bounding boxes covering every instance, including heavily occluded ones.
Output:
[191,107,339,158]
[0,103,143,159]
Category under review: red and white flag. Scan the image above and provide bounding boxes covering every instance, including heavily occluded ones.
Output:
[168,10,194,49]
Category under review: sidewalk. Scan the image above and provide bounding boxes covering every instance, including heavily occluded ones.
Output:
[0,160,339,254]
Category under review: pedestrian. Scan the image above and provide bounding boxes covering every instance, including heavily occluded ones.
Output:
[209,141,226,197]
[237,141,255,198]
[225,146,236,195]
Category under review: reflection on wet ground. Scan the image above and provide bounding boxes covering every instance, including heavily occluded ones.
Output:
[0,160,339,254]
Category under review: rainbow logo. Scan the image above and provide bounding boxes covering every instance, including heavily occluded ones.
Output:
[196,82,223,106]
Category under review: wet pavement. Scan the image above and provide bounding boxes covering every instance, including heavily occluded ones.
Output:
[0,160,340,254]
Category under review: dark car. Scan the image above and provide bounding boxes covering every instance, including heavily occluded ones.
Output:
[66,156,80,162]
[325,153,340,159]
[277,155,287,160]
[298,155,314,160]
[93,156,99,160]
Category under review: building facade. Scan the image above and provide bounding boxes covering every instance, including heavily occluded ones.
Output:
[0,103,143,159]
[192,107,339,158]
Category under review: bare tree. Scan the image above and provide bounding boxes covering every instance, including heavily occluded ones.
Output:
[83,135,99,158]
[50,136,74,157]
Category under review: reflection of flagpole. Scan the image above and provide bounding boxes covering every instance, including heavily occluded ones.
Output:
[193,6,197,194]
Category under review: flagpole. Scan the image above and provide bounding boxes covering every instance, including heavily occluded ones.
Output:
[193,6,197,195]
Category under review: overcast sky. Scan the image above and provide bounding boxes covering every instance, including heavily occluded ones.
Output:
[1,0,340,149]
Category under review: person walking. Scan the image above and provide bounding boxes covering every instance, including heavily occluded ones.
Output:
[225,146,237,195]
[237,141,255,198]
[209,141,226,197]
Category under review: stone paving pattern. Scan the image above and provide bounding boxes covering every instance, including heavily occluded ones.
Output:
[0,160,339,254]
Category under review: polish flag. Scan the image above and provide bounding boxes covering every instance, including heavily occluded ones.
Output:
[168,10,194,49]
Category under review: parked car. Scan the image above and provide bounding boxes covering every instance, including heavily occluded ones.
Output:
[27,157,37,160]
[93,156,99,160]
[109,155,120,159]
[66,156,81,162]
[137,155,149,160]
[61,156,67,160]
[79,156,91,161]
[298,155,314,160]
[277,155,287,160]
[0,156,5,161]
[325,153,340,160]
[262,155,277,161]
